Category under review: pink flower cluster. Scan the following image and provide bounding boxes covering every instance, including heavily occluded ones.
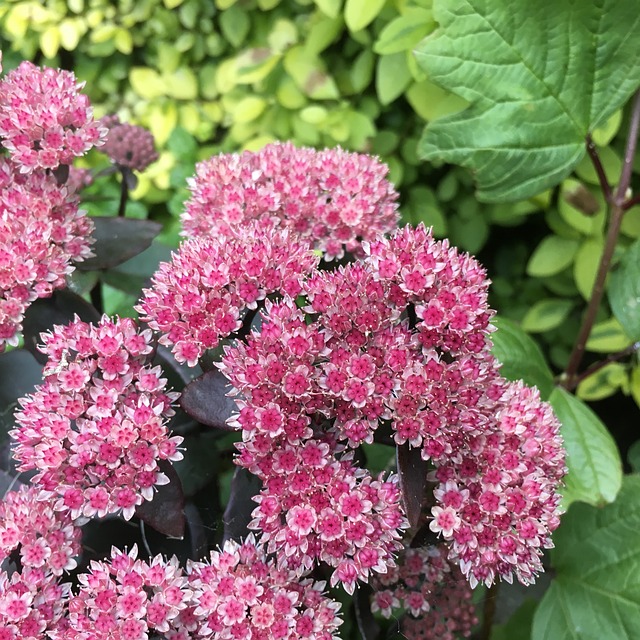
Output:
[137,221,318,366]
[248,438,404,594]
[55,536,341,640]
[0,158,94,350]
[0,484,81,576]
[0,568,70,640]
[12,316,183,521]
[181,142,399,260]
[0,61,105,172]
[372,546,476,640]
[430,380,565,587]
[220,224,565,589]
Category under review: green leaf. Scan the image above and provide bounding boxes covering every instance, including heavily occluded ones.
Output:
[313,0,343,19]
[526,236,579,278]
[628,440,640,472]
[585,317,632,353]
[609,237,640,340]
[549,387,622,508]
[344,0,386,32]
[130,67,166,99]
[576,362,627,401]
[573,238,603,300]
[491,599,537,640]
[532,476,640,640]
[491,317,554,399]
[373,9,434,55]
[415,0,640,202]
[521,299,573,333]
[376,53,412,105]
[219,5,251,48]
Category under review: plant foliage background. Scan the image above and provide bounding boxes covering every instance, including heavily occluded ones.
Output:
[2,0,640,638]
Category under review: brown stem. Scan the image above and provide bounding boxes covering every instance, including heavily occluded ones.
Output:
[586,134,612,202]
[562,90,640,388]
[479,582,499,640]
[622,193,640,211]
[564,341,640,391]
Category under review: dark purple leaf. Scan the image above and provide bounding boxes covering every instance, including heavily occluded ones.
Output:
[354,583,381,640]
[77,217,161,271]
[0,350,42,439]
[135,460,185,538]
[173,432,220,497]
[154,344,200,391]
[184,502,209,560]
[0,469,23,497]
[22,289,100,363]
[396,443,429,531]
[53,164,70,185]
[223,466,262,543]
[180,369,238,430]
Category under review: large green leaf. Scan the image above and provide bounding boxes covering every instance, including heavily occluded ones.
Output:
[609,237,640,341]
[549,387,622,508]
[415,0,640,202]
[490,317,554,399]
[532,475,640,640]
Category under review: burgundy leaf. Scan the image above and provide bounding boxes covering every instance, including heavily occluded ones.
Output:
[396,443,429,531]
[135,460,185,538]
[180,369,238,430]
[22,289,100,363]
[77,217,161,271]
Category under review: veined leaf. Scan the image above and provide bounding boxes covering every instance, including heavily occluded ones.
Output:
[415,0,640,202]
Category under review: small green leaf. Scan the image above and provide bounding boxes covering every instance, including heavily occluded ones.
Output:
[585,317,632,353]
[558,179,605,235]
[376,53,412,105]
[313,0,343,19]
[491,317,554,399]
[521,299,573,333]
[532,476,640,640]
[628,439,640,472]
[406,79,467,122]
[373,9,434,55]
[549,387,622,508]
[344,0,386,32]
[576,362,627,401]
[130,67,166,100]
[219,5,251,48]
[526,236,579,277]
[609,237,640,340]
[573,238,603,300]
[415,0,640,202]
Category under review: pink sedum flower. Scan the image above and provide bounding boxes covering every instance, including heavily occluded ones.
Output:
[0,158,94,351]
[0,568,70,640]
[0,61,106,172]
[0,484,81,576]
[188,534,342,639]
[181,142,399,260]
[430,380,566,588]
[247,438,406,593]
[138,220,318,366]
[60,545,192,640]
[372,546,477,640]
[12,316,183,521]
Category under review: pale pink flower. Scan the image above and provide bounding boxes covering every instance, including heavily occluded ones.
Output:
[0,61,106,172]
[182,142,399,260]
[12,316,183,521]
[138,220,317,366]
[0,158,94,351]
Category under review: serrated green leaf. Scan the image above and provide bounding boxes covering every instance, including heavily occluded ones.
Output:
[549,387,622,508]
[573,238,603,300]
[344,0,386,32]
[376,53,412,105]
[609,237,640,340]
[415,0,640,202]
[491,317,554,399]
[521,299,573,333]
[532,476,640,640]
[373,9,434,55]
[527,236,579,277]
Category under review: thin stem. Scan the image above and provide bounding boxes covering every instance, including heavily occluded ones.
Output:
[586,134,612,202]
[117,172,129,217]
[90,281,104,314]
[562,90,640,387]
[564,341,640,391]
[479,582,499,640]
[622,193,640,211]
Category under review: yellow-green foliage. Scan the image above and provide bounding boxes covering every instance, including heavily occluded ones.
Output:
[0,0,453,215]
